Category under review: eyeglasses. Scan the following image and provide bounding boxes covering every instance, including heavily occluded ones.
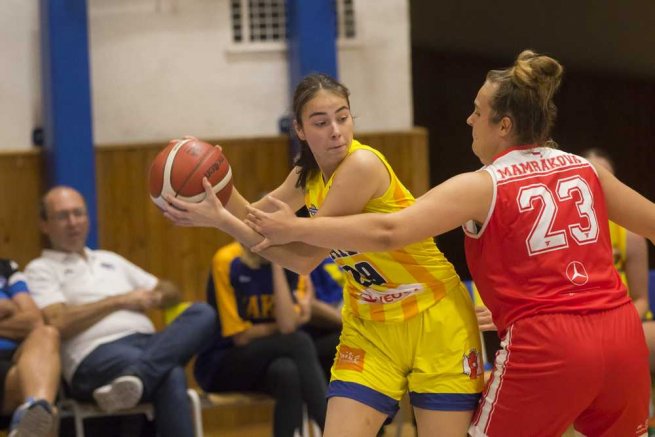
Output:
[48,208,88,222]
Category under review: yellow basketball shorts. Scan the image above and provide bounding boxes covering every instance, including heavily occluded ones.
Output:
[327,282,484,418]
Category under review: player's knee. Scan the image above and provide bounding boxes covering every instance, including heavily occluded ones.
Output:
[31,324,60,349]
[267,357,300,395]
[284,330,316,353]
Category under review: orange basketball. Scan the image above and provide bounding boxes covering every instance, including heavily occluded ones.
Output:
[149,137,233,210]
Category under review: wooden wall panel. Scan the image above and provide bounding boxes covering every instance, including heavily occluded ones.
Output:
[0,129,428,312]
[0,150,45,268]
[359,127,429,196]
[95,138,292,311]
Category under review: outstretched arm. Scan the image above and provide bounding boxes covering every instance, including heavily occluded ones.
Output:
[246,171,493,252]
[163,148,398,274]
[163,177,329,274]
[597,164,655,245]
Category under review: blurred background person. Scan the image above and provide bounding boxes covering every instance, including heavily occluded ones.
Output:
[194,240,327,437]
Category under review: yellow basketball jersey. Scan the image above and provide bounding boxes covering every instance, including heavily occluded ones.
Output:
[608,220,628,286]
[304,140,461,323]
[608,220,653,320]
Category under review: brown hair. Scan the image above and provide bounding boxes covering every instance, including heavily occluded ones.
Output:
[486,50,564,146]
[292,73,351,189]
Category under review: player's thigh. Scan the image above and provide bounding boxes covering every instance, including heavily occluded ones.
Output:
[330,310,408,404]
[324,396,387,437]
[575,304,650,436]
[641,320,655,372]
[328,315,411,402]
[471,315,598,437]
[74,336,146,385]
[409,284,483,411]
[414,407,472,437]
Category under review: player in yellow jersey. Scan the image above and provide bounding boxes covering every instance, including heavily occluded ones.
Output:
[161,73,483,437]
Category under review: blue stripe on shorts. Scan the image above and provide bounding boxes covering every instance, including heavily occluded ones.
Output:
[409,392,481,411]
[327,380,399,418]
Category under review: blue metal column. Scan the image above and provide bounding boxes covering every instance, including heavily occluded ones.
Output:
[285,0,339,159]
[287,0,338,89]
[40,0,98,248]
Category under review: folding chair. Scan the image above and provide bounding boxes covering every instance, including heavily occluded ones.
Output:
[58,387,203,437]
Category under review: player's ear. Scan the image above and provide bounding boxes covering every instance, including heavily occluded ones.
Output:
[293,120,306,141]
[499,116,513,137]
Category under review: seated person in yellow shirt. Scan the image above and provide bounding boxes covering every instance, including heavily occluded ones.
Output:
[194,241,327,437]
[298,257,344,381]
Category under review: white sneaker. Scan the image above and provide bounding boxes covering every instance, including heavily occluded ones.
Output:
[8,398,54,437]
[92,375,143,412]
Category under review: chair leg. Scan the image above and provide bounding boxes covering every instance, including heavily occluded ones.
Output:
[187,389,204,437]
[73,405,85,437]
[309,420,321,437]
[300,404,321,437]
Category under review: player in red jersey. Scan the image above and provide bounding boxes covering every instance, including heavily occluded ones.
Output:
[245,50,655,436]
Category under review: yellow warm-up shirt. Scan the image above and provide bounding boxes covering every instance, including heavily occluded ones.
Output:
[609,221,652,320]
[609,221,628,286]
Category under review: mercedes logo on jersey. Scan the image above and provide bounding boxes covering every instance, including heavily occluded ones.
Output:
[566,261,589,286]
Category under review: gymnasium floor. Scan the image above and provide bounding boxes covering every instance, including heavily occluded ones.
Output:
[204,422,416,437]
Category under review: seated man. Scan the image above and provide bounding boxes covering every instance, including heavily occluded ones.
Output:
[0,258,60,437]
[25,186,217,437]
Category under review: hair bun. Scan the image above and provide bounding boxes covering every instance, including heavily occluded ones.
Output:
[513,50,563,89]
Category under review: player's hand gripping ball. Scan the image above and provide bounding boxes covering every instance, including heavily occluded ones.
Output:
[149,137,233,210]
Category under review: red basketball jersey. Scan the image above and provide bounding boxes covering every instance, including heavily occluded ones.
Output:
[464,146,630,334]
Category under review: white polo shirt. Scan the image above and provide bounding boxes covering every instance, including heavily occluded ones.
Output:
[26,248,158,383]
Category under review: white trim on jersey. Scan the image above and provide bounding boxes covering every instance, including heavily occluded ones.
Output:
[470,325,513,436]
[463,167,498,240]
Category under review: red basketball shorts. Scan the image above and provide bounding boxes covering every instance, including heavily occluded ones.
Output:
[470,303,650,437]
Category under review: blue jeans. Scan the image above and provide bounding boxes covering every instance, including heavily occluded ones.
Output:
[71,303,217,437]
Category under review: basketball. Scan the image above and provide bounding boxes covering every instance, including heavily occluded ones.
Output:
[149,137,233,210]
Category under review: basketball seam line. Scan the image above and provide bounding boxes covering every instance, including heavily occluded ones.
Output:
[175,146,217,198]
